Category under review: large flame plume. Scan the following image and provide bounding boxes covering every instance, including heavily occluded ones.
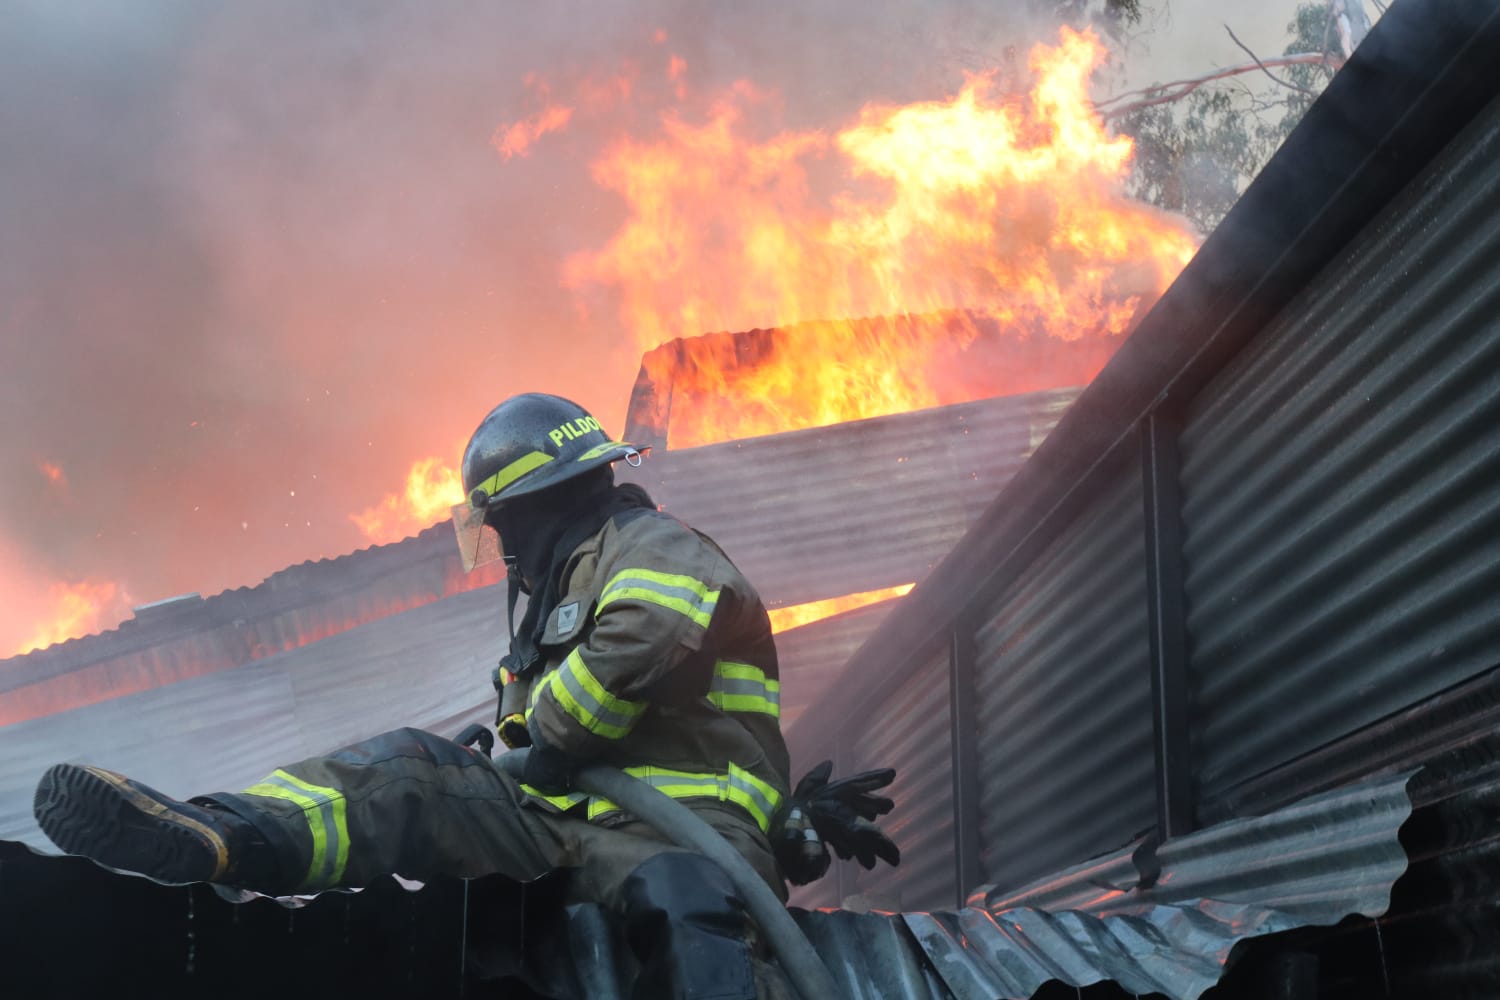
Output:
[370,27,1197,522]
[0,10,1203,659]
[562,27,1199,446]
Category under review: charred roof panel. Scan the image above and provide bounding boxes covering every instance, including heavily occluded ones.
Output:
[623,314,1115,451]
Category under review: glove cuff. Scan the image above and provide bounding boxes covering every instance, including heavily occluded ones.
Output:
[497,713,531,750]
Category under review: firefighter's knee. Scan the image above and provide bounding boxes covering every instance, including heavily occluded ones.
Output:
[620,852,756,1000]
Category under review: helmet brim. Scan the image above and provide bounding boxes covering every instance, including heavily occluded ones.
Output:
[473,442,648,510]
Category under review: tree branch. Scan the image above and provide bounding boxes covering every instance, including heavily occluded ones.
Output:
[1095,53,1338,119]
[1224,24,1320,96]
[1331,0,1372,59]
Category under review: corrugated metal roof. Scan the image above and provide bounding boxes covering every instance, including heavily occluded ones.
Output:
[971,460,1155,896]
[846,768,1409,1000]
[0,523,505,724]
[0,768,1414,999]
[619,388,1079,608]
[977,771,1413,923]
[0,585,505,846]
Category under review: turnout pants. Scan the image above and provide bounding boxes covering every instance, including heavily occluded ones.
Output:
[208,725,784,907]
[210,728,788,998]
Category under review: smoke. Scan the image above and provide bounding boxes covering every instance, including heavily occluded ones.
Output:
[1,0,1301,653]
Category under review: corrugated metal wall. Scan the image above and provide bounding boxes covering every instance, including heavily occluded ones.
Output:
[1179,93,1500,796]
[777,600,899,733]
[785,644,955,912]
[971,463,1155,891]
[843,644,956,911]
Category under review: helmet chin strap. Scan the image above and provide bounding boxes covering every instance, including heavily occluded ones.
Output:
[502,555,534,673]
[501,569,539,676]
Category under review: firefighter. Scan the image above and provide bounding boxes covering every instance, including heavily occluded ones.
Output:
[33,392,896,999]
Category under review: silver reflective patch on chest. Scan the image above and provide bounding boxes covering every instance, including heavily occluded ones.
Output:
[556,602,580,633]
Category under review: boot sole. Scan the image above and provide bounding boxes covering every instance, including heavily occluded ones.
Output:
[33,764,228,883]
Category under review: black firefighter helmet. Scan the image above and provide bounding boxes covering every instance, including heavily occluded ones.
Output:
[453,394,645,572]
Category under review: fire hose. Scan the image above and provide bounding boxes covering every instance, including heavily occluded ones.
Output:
[489,748,841,1000]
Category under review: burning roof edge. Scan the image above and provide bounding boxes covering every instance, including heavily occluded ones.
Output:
[3,521,465,667]
[808,0,1500,742]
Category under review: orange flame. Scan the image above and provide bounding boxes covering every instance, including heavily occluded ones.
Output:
[350,456,463,544]
[16,580,125,655]
[768,583,914,634]
[493,104,574,160]
[492,72,578,161]
[565,27,1199,446]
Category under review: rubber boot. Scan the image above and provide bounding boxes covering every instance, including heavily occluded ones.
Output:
[620,852,757,1000]
[33,764,281,888]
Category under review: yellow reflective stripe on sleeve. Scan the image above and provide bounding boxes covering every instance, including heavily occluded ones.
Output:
[238,769,349,888]
[598,568,720,629]
[707,660,781,718]
[546,649,647,740]
[524,676,540,725]
[474,450,554,500]
[725,763,781,831]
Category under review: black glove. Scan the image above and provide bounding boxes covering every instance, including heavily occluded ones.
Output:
[519,729,576,795]
[773,761,900,882]
[797,760,901,871]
